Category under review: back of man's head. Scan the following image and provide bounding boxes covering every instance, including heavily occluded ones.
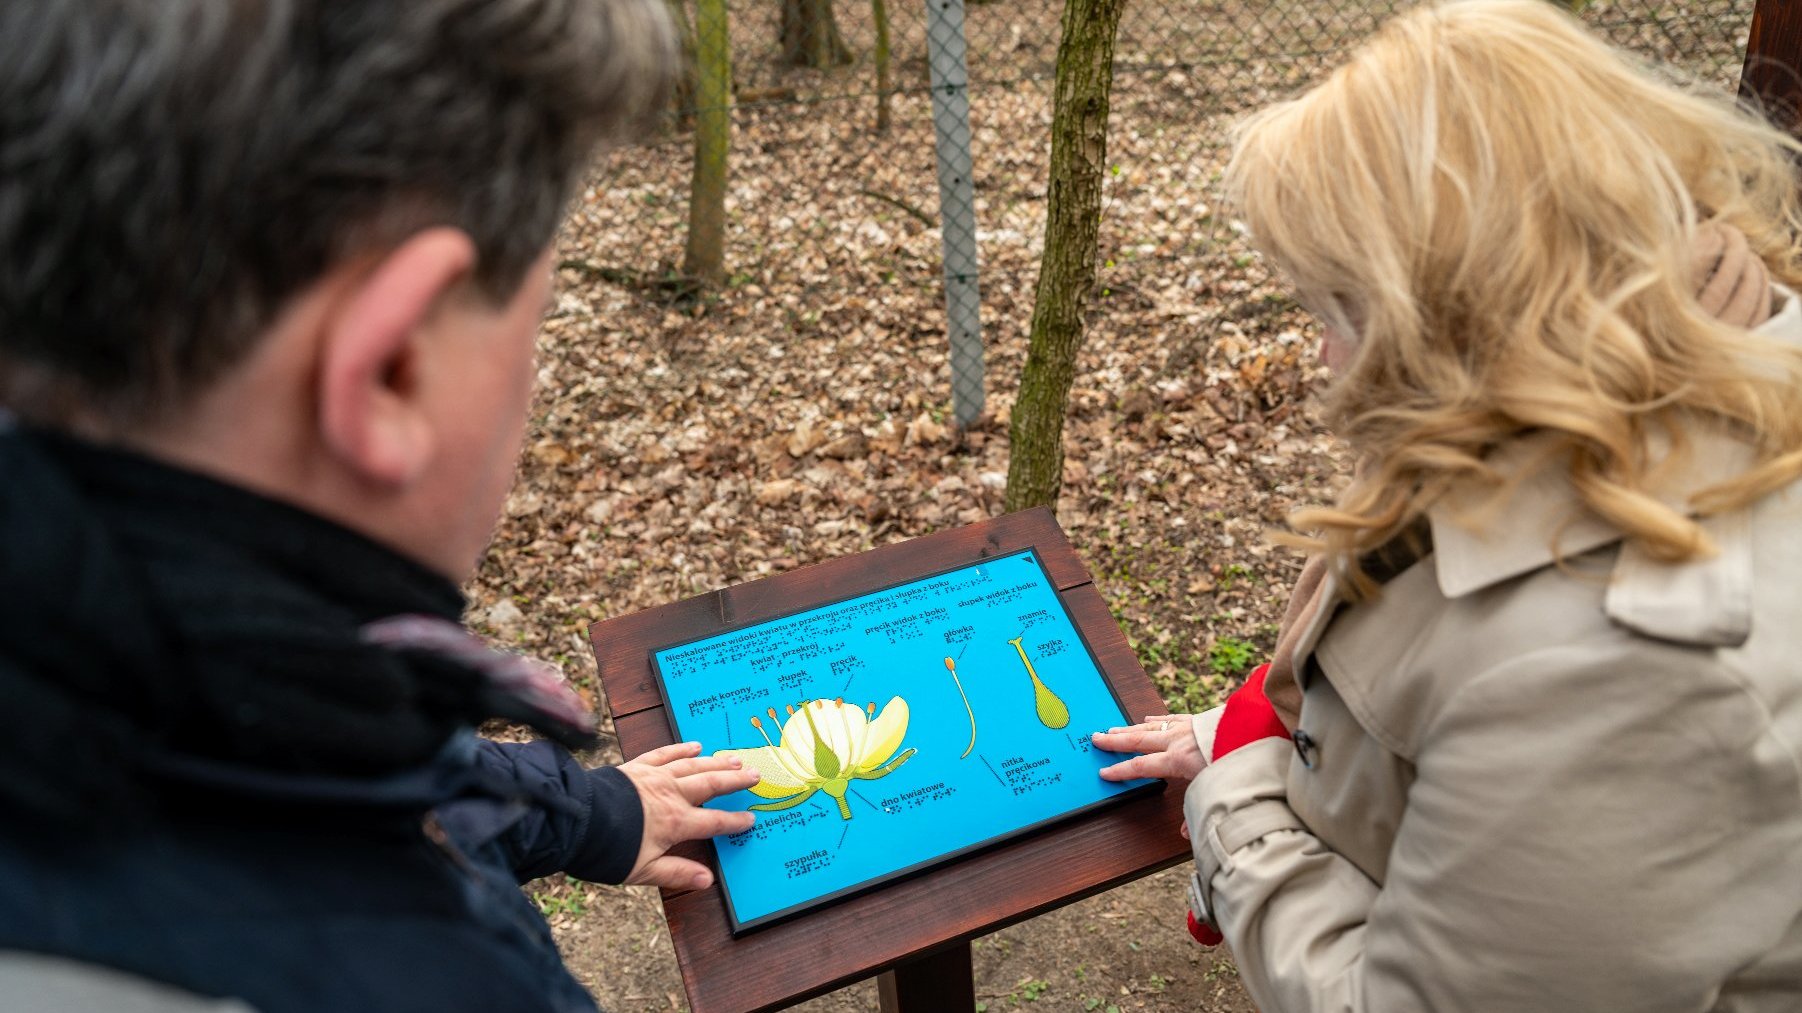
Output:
[0,0,672,427]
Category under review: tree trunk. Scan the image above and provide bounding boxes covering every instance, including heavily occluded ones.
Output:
[682,0,730,284]
[781,0,854,68]
[1003,0,1126,512]
[872,0,892,132]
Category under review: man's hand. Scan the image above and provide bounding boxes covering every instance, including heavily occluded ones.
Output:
[1092,714,1208,783]
[617,741,760,891]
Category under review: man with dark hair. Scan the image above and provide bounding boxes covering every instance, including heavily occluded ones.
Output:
[0,2,757,1010]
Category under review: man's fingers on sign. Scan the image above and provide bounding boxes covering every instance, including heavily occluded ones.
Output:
[676,765,765,807]
[681,804,759,840]
[629,740,710,767]
[629,854,715,892]
[1090,714,1205,782]
[660,754,744,778]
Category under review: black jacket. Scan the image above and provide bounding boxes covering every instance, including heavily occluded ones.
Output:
[0,425,642,1012]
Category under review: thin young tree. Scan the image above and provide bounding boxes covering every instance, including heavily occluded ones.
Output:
[1003,0,1127,511]
[682,0,730,284]
[871,0,893,132]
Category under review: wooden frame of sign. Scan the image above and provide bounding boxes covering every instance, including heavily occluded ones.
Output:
[588,508,1188,1013]
[1743,0,1802,131]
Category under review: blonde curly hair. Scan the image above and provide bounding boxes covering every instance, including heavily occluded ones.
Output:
[1224,0,1802,587]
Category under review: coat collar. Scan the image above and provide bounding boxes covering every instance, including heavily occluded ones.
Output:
[1427,287,1800,599]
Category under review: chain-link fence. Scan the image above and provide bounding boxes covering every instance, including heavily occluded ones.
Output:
[558,0,1756,421]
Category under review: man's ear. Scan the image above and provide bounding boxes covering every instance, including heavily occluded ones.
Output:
[317,228,477,488]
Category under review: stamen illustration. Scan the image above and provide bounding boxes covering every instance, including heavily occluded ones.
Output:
[944,656,977,758]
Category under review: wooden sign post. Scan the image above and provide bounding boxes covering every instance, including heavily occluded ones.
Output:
[589,508,1189,1013]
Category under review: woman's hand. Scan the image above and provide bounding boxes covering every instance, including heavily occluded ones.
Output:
[1092,715,1208,783]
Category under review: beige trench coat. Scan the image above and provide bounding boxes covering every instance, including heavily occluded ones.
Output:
[1183,293,1802,1012]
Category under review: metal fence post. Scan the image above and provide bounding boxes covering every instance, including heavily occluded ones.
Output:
[925,0,985,429]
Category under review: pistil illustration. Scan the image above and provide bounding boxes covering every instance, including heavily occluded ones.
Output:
[1008,637,1070,729]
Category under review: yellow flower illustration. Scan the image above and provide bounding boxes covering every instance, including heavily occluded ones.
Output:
[716,696,916,819]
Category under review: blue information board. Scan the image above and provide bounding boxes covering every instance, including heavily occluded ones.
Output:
[650,549,1157,933]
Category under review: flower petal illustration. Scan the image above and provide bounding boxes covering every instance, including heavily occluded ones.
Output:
[748,789,817,812]
[714,745,811,799]
[776,705,821,778]
[854,696,909,774]
[853,746,915,781]
[825,699,869,764]
[728,695,915,821]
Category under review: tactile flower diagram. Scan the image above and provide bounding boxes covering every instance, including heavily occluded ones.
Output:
[716,696,917,819]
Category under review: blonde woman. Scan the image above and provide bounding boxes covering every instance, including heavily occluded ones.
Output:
[1091,2,1802,1010]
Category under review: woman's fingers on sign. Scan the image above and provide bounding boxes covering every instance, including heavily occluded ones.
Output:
[1090,727,1156,754]
[1091,714,1206,782]
[1097,751,1186,781]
